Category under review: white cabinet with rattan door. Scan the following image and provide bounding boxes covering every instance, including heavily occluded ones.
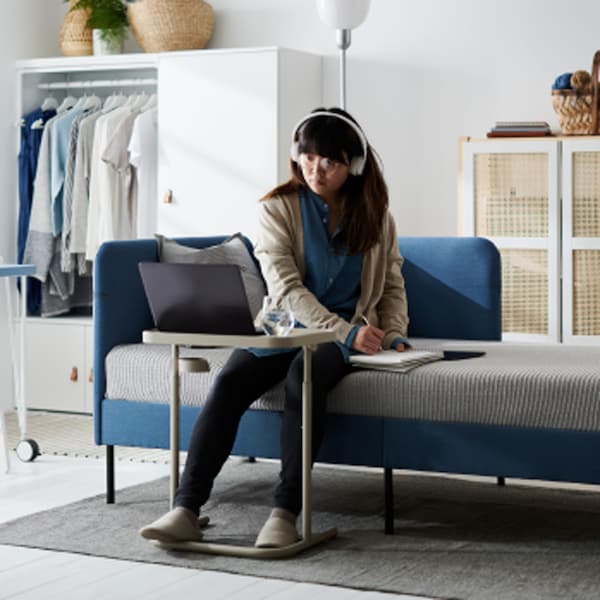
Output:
[461,137,600,344]
[460,138,561,342]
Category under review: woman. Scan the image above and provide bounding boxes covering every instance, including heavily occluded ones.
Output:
[140,107,410,548]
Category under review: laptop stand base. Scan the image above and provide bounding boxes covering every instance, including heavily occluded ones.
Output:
[155,527,338,559]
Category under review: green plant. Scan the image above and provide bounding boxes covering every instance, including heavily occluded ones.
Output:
[66,0,134,46]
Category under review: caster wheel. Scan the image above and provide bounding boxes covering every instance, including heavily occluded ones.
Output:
[16,439,41,462]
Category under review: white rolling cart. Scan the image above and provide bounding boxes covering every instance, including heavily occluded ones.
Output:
[142,327,337,559]
[0,262,39,474]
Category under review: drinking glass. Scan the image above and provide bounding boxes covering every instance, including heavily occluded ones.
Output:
[260,295,294,336]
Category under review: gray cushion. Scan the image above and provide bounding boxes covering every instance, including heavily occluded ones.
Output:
[105,342,600,432]
[156,233,266,318]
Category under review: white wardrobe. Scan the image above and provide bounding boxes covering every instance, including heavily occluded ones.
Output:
[15,47,322,412]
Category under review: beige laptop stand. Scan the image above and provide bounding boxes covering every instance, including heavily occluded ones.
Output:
[142,328,337,558]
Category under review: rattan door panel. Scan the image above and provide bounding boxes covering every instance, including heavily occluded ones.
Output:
[474,153,549,237]
[572,250,600,336]
[572,151,600,237]
[500,248,548,335]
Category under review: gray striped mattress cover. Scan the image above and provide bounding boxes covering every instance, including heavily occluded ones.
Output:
[105,343,600,431]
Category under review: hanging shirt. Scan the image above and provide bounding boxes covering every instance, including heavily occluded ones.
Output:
[18,107,55,314]
[102,109,141,241]
[69,110,103,259]
[50,108,84,235]
[128,107,158,238]
[61,110,95,274]
[24,114,59,283]
[18,108,54,263]
[86,106,138,260]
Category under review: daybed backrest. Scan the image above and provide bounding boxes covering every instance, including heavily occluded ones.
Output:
[398,236,501,341]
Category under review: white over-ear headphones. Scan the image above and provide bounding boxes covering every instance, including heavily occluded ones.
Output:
[289,111,368,176]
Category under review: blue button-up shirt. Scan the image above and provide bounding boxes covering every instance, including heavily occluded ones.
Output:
[301,189,362,321]
[300,188,362,360]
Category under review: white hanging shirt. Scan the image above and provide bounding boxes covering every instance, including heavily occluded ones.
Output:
[128,107,158,238]
[101,109,140,241]
[69,110,102,257]
[85,106,130,260]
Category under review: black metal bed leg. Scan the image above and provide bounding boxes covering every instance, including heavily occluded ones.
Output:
[497,476,506,486]
[106,445,115,504]
[384,467,394,535]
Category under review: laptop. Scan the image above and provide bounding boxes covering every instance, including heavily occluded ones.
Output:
[138,262,259,335]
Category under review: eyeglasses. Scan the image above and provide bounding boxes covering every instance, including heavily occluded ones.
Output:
[299,153,347,174]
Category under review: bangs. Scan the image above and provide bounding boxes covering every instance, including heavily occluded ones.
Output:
[297,115,362,163]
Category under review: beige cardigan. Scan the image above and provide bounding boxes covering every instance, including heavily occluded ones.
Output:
[254,192,409,349]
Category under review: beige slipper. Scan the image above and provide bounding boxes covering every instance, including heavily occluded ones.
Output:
[139,507,207,543]
[255,516,298,548]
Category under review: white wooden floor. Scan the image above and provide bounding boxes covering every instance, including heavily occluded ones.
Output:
[0,453,429,600]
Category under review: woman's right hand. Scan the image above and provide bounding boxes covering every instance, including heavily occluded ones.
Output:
[352,325,385,355]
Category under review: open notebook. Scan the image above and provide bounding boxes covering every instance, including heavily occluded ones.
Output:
[349,349,444,373]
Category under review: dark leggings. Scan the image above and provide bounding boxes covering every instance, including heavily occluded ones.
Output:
[175,342,352,516]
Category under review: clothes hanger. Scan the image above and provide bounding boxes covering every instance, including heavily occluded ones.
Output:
[139,93,157,112]
[125,92,141,108]
[102,92,117,111]
[83,93,102,111]
[56,94,77,114]
[41,95,58,111]
[72,94,88,111]
[103,91,123,112]
[129,92,151,111]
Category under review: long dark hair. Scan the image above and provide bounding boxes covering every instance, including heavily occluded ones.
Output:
[262,107,389,254]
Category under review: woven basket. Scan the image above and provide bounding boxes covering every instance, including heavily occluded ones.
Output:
[552,51,600,135]
[59,0,93,57]
[128,0,214,53]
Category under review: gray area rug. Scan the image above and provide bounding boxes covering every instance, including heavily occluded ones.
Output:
[1,459,600,600]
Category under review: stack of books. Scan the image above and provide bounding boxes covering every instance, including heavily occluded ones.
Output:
[487,121,552,138]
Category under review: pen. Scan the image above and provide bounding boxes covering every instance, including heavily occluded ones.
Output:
[361,314,383,351]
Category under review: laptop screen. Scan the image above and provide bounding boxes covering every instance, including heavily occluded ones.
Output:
[139,262,258,335]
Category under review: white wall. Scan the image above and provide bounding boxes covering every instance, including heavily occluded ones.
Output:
[203,0,600,235]
[2,0,600,409]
